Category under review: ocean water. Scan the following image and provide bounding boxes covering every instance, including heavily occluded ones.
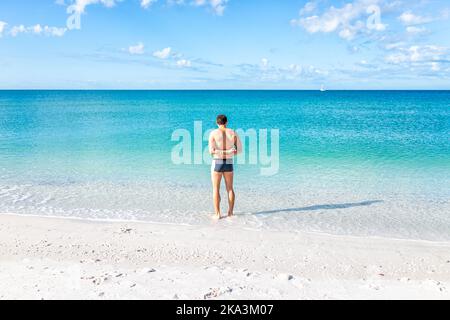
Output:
[1,90,449,240]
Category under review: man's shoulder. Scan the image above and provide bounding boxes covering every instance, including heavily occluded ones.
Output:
[209,129,220,138]
[210,128,237,136]
[227,128,239,137]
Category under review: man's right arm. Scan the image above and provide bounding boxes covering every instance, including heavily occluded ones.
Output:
[209,132,216,156]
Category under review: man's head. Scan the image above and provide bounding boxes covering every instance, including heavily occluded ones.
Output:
[216,114,228,126]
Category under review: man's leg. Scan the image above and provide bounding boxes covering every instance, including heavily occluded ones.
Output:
[211,171,223,219]
[223,172,235,217]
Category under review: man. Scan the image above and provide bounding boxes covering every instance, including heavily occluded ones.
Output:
[208,115,242,219]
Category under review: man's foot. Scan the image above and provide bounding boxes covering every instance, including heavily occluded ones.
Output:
[227,212,234,218]
[213,213,222,220]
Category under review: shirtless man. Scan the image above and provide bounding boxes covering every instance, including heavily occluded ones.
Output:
[208,115,242,219]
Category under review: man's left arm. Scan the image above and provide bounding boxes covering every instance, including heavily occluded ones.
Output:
[234,133,243,155]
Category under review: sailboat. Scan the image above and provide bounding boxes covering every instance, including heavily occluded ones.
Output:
[320,84,326,92]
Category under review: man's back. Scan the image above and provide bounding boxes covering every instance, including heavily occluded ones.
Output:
[210,128,237,159]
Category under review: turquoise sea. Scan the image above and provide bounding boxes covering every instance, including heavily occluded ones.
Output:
[0,90,449,240]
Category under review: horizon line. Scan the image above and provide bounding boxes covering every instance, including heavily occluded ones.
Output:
[0,89,449,91]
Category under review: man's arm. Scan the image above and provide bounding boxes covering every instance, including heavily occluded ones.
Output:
[209,131,217,156]
[234,133,243,155]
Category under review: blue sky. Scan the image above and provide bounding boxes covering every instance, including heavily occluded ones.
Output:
[0,0,449,89]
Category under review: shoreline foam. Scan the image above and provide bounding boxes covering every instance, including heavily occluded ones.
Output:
[2,211,450,245]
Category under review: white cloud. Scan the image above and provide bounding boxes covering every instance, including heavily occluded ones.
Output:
[152,47,198,69]
[288,64,303,76]
[406,26,426,34]
[176,59,192,67]
[0,21,7,37]
[9,24,67,37]
[141,0,157,9]
[261,58,269,69]
[67,0,229,16]
[339,20,366,40]
[72,0,118,14]
[193,0,228,16]
[299,1,317,15]
[32,24,44,34]
[44,26,67,37]
[167,0,185,4]
[153,47,172,59]
[10,25,27,37]
[385,42,405,50]
[398,11,432,26]
[291,0,387,41]
[386,45,448,64]
[129,42,145,55]
[431,62,440,72]
[237,60,328,83]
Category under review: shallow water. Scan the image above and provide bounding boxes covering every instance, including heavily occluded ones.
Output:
[1,90,449,240]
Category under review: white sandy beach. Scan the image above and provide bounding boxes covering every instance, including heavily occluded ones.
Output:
[0,213,449,300]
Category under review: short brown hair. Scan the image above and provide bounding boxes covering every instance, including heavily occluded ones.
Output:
[216,114,228,125]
